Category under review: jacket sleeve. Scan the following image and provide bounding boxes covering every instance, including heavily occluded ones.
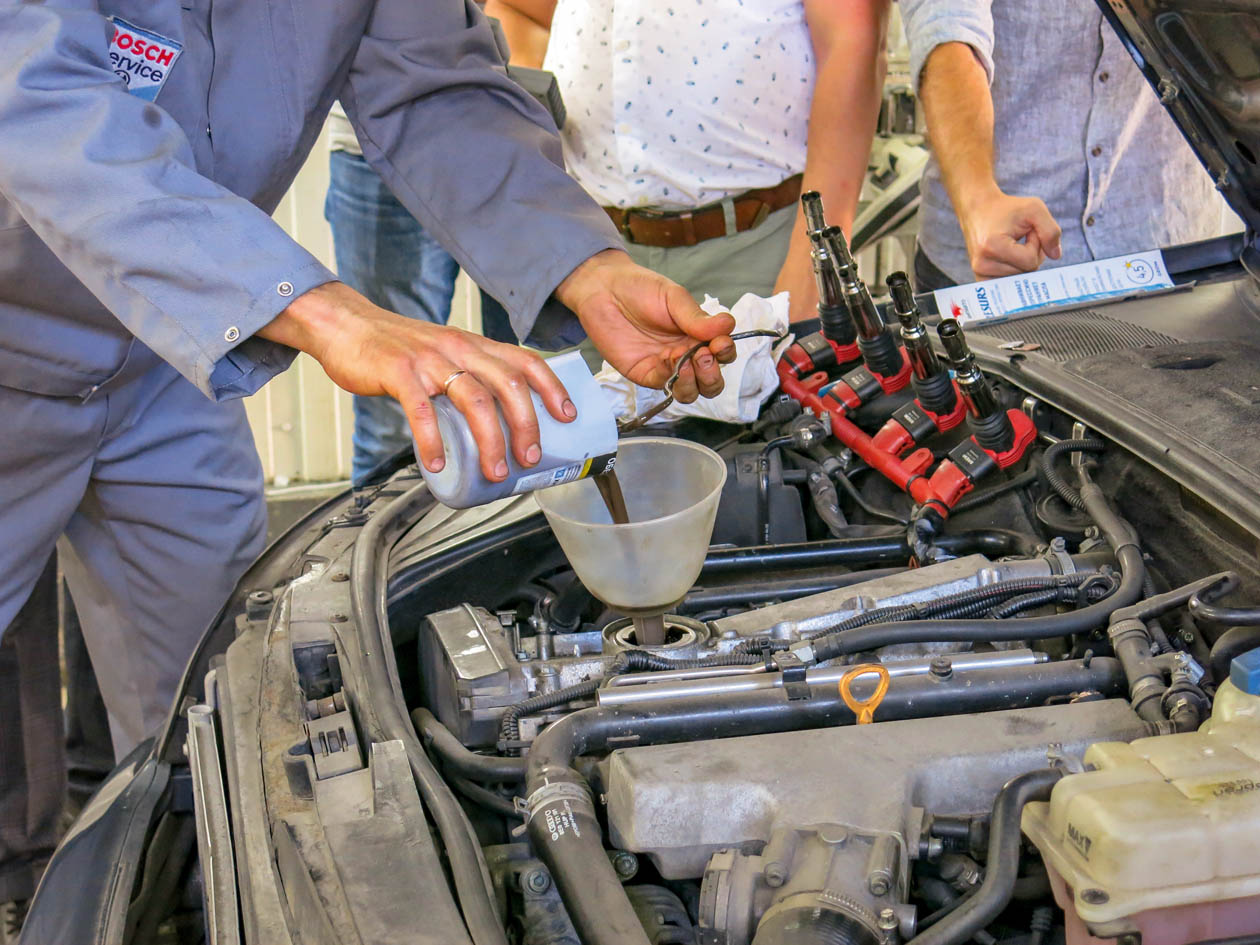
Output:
[899,0,996,93]
[339,0,624,349]
[0,1,335,400]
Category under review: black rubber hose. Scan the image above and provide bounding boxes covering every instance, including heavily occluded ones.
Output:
[700,529,1043,573]
[811,556,1137,661]
[758,436,794,544]
[811,472,1143,662]
[451,776,522,819]
[1189,588,1260,630]
[498,648,764,747]
[525,663,1119,945]
[832,463,910,525]
[951,468,1039,514]
[1210,626,1260,683]
[1040,438,1106,511]
[413,708,527,782]
[798,572,1103,643]
[546,578,594,633]
[351,483,502,945]
[987,581,1116,619]
[788,450,849,535]
[909,769,1063,945]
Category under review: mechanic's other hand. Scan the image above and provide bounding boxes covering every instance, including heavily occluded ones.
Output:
[555,250,737,403]
[774,249,820,324]
[961,189,1062,280]
[259,282,573,481]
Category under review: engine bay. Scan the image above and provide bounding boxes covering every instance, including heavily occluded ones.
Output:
[395,272,1260,945]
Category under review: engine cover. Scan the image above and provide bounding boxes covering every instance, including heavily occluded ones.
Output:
[602,699,1147,880]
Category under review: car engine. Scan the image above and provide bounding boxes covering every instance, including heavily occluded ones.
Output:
[394,212,1260,945]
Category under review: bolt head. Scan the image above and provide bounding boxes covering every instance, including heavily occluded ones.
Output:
[878,908,898,930]
[610,851,639,880]
[763,862,787,887]
[869,876,891,896]
[523,869,551,894]
[929,655,953,678]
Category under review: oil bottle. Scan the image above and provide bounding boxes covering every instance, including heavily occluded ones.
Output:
[417,350,619,508]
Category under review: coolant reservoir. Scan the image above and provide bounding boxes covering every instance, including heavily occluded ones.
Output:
[1022,652,1260,945]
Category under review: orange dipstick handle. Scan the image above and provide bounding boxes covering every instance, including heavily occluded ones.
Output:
[838,664,890,724]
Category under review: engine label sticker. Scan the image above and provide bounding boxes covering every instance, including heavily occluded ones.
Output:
[933,249,1173,326]
[108,18,182,102]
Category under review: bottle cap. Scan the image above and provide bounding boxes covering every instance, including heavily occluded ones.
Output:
[1230,648,1260,695]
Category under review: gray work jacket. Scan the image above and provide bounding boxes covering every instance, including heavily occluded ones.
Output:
[0,0,621,401]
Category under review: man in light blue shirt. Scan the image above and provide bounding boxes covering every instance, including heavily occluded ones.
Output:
[900,0,1223,289]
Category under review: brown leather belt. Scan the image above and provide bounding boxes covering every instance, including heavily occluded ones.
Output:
[603,173,803,249]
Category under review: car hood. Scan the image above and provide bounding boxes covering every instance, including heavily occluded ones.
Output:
[1100,0,1260,266]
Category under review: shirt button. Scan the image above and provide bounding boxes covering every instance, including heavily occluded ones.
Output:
[1091,146,1102,157]
[277,281,294,297]
[1086,215,1096,227]
[224,326,240,342]
[1098,71,1110,82]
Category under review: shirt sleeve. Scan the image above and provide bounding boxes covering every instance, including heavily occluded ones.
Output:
[0,1,336,400]
[339,0,624,349]
[899,0,996,94]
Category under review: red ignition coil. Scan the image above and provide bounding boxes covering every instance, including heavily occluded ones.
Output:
[937,318,1037,471]
[827,227,912,394]
[871,272,968,457]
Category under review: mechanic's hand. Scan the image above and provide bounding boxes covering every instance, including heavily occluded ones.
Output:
[961,189,1062,280]
[260,281,573,481]
[555,249,737,402]
[773,249,820,324]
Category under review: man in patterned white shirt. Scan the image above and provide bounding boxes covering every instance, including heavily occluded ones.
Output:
[486,0,889,323]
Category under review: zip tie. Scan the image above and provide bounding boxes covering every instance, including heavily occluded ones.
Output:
[838,663,890,724]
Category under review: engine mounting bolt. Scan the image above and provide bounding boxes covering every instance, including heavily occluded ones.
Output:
[523,869,551,894]
[764,862,788,887]
[929,655,953,678]
[331,572,349,583]
[878,908,899,931]
[1081,888,1109,905]
[869,874,891,896]
[246,589,274,620]
[610,851,639,881]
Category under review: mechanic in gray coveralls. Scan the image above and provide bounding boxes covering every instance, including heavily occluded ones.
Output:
[0,0,734,848]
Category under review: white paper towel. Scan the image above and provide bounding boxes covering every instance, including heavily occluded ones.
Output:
[596,292,792,426]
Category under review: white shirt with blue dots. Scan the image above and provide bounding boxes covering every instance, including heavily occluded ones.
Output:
[545,0,814,211]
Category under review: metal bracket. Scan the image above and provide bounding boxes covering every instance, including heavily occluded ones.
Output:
[775,651,812,701]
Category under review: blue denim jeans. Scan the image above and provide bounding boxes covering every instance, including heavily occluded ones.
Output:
[325,150,459,484]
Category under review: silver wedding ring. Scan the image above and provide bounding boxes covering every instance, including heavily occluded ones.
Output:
[441,369,469,395]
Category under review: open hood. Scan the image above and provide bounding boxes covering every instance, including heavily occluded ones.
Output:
[1099,1,1260,266]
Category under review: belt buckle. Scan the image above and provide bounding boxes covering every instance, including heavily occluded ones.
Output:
[622,206,672,245]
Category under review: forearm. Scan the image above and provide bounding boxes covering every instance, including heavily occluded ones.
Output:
[776,0,887,314]
[483,0,551,67]
[920,41,1000,219]
[780,32,886,282]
